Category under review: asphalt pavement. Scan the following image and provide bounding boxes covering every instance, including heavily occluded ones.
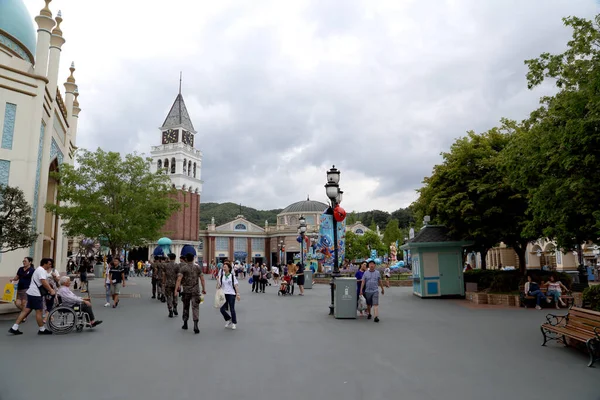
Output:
[0,276,598,400]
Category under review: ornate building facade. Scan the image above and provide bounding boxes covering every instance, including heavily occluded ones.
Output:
[0,0,80,277]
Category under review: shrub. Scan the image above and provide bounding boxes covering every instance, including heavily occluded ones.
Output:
[583,285,600,311]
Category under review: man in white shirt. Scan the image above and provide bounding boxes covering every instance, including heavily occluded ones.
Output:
[9,258,56,335]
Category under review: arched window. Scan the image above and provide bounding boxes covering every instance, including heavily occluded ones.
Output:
[164,158,169,172]
[182,184,187,191]
[157,159,162,169]
[234,223,247,231]
[355,229,364,235]
[193,162,197,178]
[189,186,192,192]
[171,157,176,174]
[188,160,192,176]
[183,158,187,174]
[195,188,199,194]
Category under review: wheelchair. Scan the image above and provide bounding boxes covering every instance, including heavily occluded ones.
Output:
[47,296,93,334]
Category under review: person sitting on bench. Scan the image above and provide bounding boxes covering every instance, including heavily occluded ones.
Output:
[57,276,102,327]
[544,275,569,309]
[525,275,550,310]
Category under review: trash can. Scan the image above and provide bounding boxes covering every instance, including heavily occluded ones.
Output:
[304,270,313,289]
[94,263,104,279]
[334,277,357,319]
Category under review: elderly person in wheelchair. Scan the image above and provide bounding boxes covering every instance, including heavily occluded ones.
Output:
[47,276,102,333]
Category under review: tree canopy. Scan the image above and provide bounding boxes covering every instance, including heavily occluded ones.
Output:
[345,230,386,261]
[46,149,180,256]
[0,185,37,253]
[505,15,600,250]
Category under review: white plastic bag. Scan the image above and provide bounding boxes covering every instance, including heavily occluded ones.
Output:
[358,295,367,311]
[214,288,226,309]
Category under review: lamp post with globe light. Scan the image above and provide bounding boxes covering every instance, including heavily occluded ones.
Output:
[298,216,307,268]
[325,165,343,315]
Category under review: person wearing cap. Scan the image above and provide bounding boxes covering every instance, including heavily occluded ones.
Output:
[360,260,385,323]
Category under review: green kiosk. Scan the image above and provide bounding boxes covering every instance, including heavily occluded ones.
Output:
[401,224,472,298]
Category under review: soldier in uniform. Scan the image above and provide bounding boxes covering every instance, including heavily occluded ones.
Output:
[154,257,166,302]
[162,253,179,318]
[151,256,159,299]
[175,253,206,334]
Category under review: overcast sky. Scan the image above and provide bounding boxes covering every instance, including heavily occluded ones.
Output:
[26,0,598,212]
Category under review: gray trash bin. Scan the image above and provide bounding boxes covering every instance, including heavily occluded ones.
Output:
[94,263,104,279]
[334,277,357,319]
[304,270,313,289]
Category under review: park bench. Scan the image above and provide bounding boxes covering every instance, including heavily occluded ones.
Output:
[540,307,600,367]
[519,285,573,308]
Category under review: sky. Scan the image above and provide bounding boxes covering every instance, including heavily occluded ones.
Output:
[25,0,599,212]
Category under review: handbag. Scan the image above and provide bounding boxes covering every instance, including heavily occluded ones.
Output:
[214,288,226,309]
[358,295,367,311]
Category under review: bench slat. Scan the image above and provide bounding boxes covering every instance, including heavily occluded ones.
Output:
[542,324,596,342]
[570,309,600,324]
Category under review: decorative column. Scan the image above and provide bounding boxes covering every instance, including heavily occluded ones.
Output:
[34,0,55,76]
[47,10,65,98]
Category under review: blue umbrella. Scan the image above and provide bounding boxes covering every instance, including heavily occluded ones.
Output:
[152,246,164,257]
[181,244,196,257]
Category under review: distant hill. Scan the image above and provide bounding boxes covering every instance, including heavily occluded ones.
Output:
[200,202,282,228]
[199,202,415,231]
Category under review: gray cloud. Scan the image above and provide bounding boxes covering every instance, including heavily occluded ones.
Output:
[41,0,598,211]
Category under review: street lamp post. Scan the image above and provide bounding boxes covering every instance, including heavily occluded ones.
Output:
[279,240,284,265]
[325,165,342,315]
[298,216,307,268]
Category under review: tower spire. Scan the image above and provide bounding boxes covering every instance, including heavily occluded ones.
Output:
[179,71,182,95]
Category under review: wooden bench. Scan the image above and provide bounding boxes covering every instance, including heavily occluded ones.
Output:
[519,285,573,308]
[540,307,600,367]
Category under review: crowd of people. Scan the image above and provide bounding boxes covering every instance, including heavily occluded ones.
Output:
[8,254,387,337]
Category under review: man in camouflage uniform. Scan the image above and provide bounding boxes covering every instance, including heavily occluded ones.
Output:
[151,256,160,299]
[175,253,206,334]
[153,257,166,302]
[162,253,179,318]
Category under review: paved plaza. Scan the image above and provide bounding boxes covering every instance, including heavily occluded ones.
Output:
[1,277,598,400]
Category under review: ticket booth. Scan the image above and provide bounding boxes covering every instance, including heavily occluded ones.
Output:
[400,225,472,298]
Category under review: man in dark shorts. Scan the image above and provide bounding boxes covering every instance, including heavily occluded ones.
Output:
[360,260,385,323]
[296,262,305,296]
[8,258,55,335]
[11,257,34,312]
[78,259,90,293]
[108,258,126,308]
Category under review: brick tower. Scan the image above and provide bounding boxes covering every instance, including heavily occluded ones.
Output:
[150,81,203,256]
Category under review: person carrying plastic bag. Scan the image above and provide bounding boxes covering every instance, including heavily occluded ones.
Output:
[215,262,240,330]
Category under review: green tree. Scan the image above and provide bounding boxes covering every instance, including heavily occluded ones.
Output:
[382,219,402,247]
[46,149,180,257]
[345,230,364,261]
[414,124,536,272]
[505,15,600,250]
[362,230,386,256]
[0,185,37,253]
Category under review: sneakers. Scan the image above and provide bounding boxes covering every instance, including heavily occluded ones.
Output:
[231,324,237,330]
[91,320,103,327]
[37,329,53,335]
[8,328,23,335]
[374,317,380,323]
[546,298,551,304]
[555,304,560,309]
[535,305,542,310]
[104,302,110,307]
[225,320,232,329]
[367,314,372,320]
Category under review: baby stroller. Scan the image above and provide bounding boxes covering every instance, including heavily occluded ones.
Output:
[278,275,292,296]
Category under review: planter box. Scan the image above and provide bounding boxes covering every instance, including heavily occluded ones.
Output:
[508,295,520,307]
[466,292,488,304]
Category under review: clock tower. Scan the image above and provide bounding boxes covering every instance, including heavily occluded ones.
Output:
[150,85,203,256]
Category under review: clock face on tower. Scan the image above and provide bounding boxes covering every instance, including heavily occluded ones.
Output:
[162,129,178,144]
[182,131,194,147]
